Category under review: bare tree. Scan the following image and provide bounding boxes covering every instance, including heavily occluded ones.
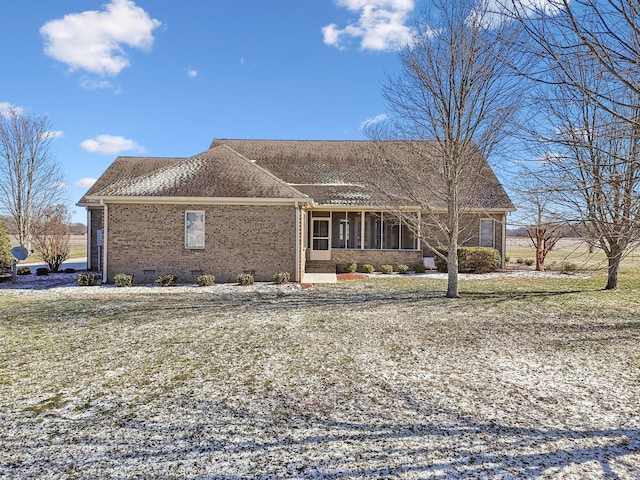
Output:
[0,109,66,247]
[558,0,640,125]
[31,205,71,273]
[503,0,640,125]
[367,0,525,297]
[524,193,563,272]
[511,169,564,271]
[504,1,640,289]
[531,53,640,289]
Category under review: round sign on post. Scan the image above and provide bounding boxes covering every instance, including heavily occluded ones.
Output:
[11,246,29,261]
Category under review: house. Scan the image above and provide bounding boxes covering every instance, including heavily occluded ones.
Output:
[78,139,514,283]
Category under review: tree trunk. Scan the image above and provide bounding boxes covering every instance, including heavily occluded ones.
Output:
[605,253,621,290]
[446,243,459,298]
[535,229,545,271]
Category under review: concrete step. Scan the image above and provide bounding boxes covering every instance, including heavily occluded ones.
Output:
[305,261,337,273]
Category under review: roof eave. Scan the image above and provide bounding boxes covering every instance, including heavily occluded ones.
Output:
[83,195,313,205]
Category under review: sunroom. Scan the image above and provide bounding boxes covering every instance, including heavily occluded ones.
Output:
[307,209,424,269]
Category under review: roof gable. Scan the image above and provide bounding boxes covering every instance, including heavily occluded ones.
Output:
[81,145,308,202]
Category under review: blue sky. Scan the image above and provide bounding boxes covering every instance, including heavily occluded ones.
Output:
[1,1,416,223]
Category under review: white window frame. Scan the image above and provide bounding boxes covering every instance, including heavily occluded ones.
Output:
[185,210,205,249]
[479,218,495,248]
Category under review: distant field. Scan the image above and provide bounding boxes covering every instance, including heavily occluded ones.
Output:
[10,234,87,263]
[506,236,640,271]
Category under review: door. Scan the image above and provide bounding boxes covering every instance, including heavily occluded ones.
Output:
[310,217,331,260]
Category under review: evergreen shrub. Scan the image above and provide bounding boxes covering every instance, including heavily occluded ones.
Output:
[361,264,375,274]
[237,273,254,285]
[196,274,216,286]
[272,272,291,284]
[114,273,134,287]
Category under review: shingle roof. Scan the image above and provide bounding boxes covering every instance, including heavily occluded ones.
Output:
[79,139,514,211]
[79,145,308,203]
[211,139,514,210]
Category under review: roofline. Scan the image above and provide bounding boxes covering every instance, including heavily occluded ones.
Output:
[83,195,313,205]
[213,138,384,144]
[78,198,515,212]
[310,205,423,211]
[310,205,515,213]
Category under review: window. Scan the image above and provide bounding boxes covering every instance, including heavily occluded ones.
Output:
[364,212,382,249]
[383,216,400,249]
[332,212,347,249]
[331,211,362,249]
[479,219,495,248]
[401,220,418,249]
[346,212,362,249]
[185,211,205,249]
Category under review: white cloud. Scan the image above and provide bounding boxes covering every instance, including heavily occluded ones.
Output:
[40,0,161,77]
[360,113,389,130]
[0,102,24,116]
[323,0,415,51]
[80,78,114,90]
[471,0,565,28]
[186,68,198,78]
[43,130,64,140]
[80,134,145,155]
[76,178,97,188]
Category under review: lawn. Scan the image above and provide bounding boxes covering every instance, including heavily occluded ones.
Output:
[1,266,639,478]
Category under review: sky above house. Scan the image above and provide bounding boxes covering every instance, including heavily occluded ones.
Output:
[1,0,419,223]
[2,1,561,225]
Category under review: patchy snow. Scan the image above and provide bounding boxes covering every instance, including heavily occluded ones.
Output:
[0,268,570,293]
[0,273,638,478]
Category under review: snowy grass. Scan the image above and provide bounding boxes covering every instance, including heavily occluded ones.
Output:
[1,272,639,478]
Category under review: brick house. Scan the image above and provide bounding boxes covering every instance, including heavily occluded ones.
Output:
[78,139,514,283]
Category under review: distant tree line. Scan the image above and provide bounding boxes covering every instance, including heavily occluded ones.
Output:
[0,215,86,236]
[507,225,574,238]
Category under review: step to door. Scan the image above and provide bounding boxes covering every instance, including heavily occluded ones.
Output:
[305,261,337,274]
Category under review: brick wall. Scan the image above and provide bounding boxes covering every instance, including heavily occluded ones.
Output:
[458,213,506,252]
[105,203,298,283]
[420,212,507,265]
